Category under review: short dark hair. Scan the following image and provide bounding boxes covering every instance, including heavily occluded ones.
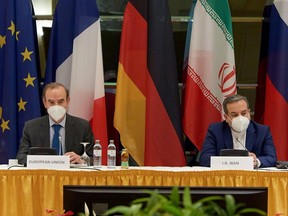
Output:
[42,82,69,100]
[223,94,249,114]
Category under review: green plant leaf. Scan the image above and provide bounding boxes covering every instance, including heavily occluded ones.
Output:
[204,201,228,216]
[103,187,267,216]
[237,207,267,215]
[170,186,180,207]
[103,204,142,216]
[224,194,236,216]
[148,200,166,215]
[132,197,151,204]
[162,203,182,216]
[183,208,206,216]
[195,195,224,206]
[183,186,193,209]
[234,202,246,214]
[147,190,168,212]
[145,192,159,211]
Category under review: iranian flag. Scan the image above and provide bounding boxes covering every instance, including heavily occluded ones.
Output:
[182,0,237,151]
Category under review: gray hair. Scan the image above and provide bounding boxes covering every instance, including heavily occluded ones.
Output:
[223,94,249,114]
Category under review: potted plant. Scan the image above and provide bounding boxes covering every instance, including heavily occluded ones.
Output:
[103,186,266,216]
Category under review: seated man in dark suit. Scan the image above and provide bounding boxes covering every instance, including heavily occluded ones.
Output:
[17,82,95,165]
[199,94,277,168]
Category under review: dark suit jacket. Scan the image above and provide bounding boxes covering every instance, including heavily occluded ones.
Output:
[17,114,95,165]
[199,121,277,167]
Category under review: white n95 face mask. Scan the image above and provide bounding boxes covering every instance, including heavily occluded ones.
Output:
[231,115,250,132]
[47,105,66,123]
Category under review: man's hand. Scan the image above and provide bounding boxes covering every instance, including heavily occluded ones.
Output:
[249,152,258,168]
[65,151,85,164]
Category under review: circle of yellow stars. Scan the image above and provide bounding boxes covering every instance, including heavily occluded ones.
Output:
[0,20,37,133]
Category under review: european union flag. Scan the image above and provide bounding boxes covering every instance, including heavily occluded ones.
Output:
[0,0,41,164]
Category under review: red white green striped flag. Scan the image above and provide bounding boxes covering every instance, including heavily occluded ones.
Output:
[182,0,237,150]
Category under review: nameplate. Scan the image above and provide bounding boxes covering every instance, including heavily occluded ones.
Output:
[210,156,253,170]
[27,155,70,169]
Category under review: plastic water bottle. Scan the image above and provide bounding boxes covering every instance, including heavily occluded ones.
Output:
[107,140,116,168]
[93,140,102,168]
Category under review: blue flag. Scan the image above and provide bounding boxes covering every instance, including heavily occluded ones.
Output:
[44,0,100,87]
[0,0,41,163]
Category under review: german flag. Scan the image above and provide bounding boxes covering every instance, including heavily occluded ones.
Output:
[114,0,186,166]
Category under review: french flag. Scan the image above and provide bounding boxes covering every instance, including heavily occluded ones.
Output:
[255,0,288,160]
[45,0,108,163]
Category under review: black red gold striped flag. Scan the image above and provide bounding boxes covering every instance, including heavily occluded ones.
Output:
[114,0,186,166]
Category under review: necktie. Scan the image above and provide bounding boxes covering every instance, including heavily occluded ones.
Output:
[52,124,62,155]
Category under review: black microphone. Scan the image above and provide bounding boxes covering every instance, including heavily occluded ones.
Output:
[220,137,249,156]
[236,137,249,152]
[236,138,259,168]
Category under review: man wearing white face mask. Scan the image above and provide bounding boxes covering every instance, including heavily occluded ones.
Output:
[17,82,95,165]
[199,94,277,168]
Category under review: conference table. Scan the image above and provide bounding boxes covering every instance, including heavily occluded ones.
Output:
[0,165,287,216]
